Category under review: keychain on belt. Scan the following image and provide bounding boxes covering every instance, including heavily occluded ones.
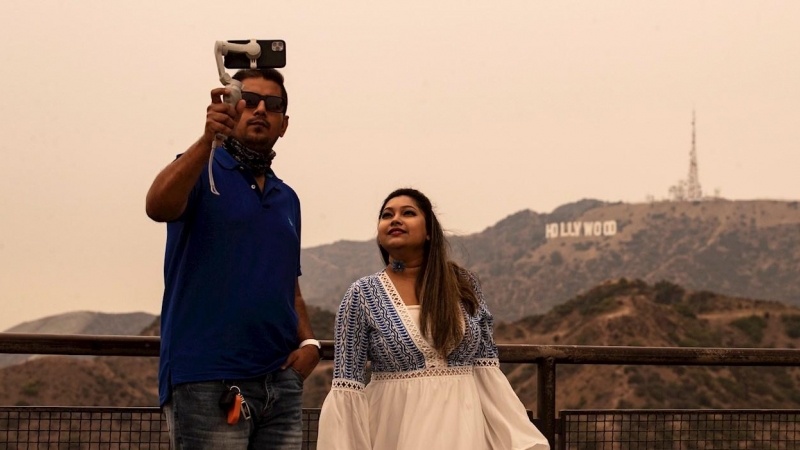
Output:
[219,385,251,424]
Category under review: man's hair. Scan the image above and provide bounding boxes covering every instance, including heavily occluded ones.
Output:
[232,69,288,113]
[377,188,480,357]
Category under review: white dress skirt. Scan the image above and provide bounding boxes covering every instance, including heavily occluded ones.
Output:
[318,302,549,450]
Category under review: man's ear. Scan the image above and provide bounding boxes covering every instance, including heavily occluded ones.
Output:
[280,115,290,137]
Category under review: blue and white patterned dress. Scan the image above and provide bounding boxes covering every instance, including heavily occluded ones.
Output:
[318,270,549,450]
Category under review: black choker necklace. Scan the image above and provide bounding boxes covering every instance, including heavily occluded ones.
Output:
[390,260,405,273]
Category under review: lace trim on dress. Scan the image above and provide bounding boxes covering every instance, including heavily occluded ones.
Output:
[474,358,500,367]
[378,271,448,369]
[371,365,473,381]
[331,378,366,392]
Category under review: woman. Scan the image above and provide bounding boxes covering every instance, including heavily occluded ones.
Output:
[318,188,549,450]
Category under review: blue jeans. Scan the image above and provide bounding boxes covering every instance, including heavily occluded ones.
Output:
[163,368,304,450]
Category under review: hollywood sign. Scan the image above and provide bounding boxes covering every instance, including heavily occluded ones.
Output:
[545,220,618,239]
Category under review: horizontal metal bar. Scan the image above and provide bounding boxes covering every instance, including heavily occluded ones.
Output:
[0,406,162,413]
[0,406,324,414]
[497,344,800,366]
[2,334,800,366]
[0,333,160,356]
[561,408,800,415]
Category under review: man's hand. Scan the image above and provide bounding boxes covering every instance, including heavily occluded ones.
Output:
[205,88,245,141]
[281,345,320,380]
[145,88,246,222]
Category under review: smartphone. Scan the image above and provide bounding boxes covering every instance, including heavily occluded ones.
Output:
[224,40,286,69]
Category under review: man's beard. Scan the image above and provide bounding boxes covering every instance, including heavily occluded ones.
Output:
[239,134,278,156]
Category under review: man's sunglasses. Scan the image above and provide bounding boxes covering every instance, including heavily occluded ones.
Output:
[241,92,286,113]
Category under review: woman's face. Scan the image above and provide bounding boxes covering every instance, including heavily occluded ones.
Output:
[377,195,428,257]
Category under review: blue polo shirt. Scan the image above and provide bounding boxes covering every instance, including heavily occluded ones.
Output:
[158,147,301,406]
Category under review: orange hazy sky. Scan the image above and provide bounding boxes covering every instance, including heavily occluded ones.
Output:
[1,1,798,331]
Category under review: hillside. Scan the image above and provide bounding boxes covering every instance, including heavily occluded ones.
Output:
[0,311,157,369]
[496,279,800,411]
[4,285,798,414]
[300,199,800,322]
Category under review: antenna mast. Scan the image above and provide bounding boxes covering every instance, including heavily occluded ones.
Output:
[686,110,703,200]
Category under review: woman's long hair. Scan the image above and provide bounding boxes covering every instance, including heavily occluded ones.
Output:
[378,188,479,357]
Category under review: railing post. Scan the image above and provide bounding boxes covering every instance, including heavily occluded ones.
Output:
[537,356,557,448]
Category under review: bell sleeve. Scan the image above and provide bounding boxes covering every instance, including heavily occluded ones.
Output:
[318,282,372,450]
[468,273,551,450]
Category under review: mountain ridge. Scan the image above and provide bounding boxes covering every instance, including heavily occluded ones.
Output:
[300,199,800,322]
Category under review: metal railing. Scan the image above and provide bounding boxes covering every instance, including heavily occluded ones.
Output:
[560,409,800,449]
[499,344,800,447]
[0,407,168,449]
[0,406,321,449]
[2,333,800,448]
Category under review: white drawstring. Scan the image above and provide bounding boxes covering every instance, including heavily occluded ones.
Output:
[208,134,225,195]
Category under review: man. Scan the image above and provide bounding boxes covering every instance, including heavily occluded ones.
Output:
[146,68,319,449]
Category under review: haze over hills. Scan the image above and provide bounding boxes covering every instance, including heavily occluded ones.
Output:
[3,311,156,335]
[300,199,800,322]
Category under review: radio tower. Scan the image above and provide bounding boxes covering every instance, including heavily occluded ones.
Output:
[686,110,703,200]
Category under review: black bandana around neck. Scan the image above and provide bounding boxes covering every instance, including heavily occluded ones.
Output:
[223,137,276,176]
